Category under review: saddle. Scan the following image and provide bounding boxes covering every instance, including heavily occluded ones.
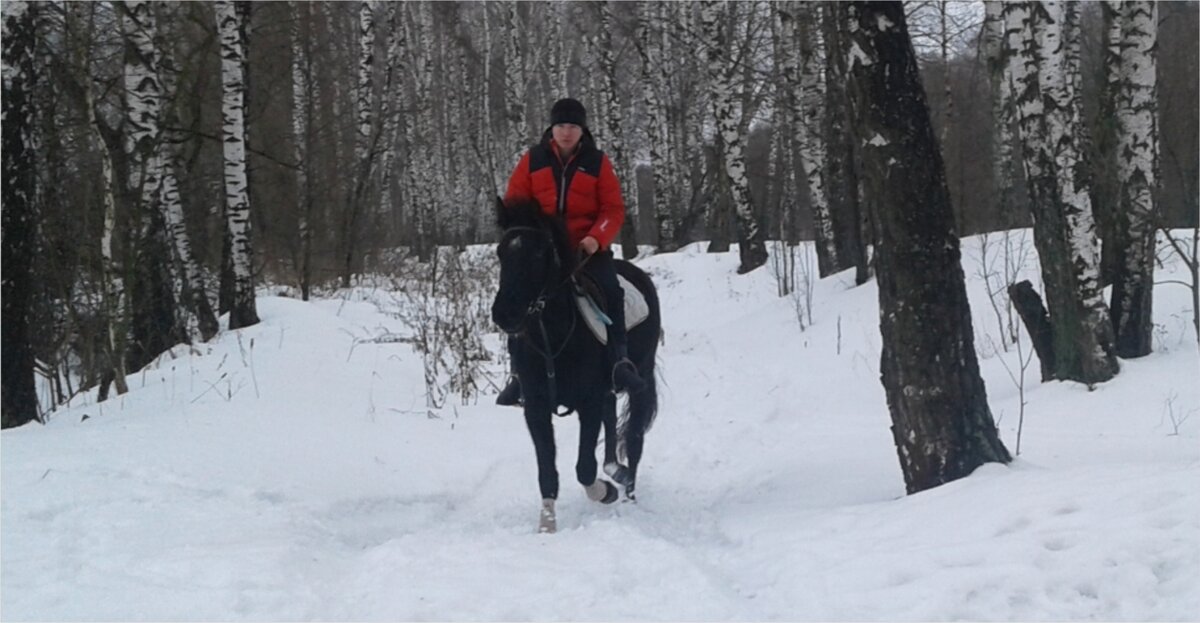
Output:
[572,273,650,345]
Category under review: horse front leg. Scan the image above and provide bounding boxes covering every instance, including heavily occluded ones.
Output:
[523,401,558,533]
[576,403,618,505]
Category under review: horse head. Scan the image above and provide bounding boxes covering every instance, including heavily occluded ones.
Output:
[491,198,573,335]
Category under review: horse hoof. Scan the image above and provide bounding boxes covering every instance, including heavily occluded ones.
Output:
[604,462,633,486]
[625,486,636,502]
[600,480,619,504]
[538,499,557,533]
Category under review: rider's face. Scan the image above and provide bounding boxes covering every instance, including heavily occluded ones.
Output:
[552,123,582,155]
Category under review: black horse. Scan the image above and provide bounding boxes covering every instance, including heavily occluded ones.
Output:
[491,198,661,534]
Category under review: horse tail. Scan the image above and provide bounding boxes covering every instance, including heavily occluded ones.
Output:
[617,364,658,464]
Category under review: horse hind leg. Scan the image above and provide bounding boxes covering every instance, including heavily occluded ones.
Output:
[621,371,658,500]
[579,403,620,505]
[600,394,634,488]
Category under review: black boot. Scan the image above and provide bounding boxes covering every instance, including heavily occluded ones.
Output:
[496,377,522,406]
[609,342,646,394]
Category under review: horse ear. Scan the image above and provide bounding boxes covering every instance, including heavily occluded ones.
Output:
[495,196,509,230]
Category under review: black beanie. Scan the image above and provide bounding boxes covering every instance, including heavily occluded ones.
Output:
[550,98,587,128]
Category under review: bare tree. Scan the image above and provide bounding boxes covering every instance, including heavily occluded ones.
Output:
[701,0,767,274]
[842,1,1010,494]
[215,0,259,329]
[1108,1,1159,358]
[339,0,377,286]
[1004,1,1118,385]
[2,1,42,428]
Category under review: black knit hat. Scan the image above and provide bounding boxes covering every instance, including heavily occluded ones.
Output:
[550,98,587,128]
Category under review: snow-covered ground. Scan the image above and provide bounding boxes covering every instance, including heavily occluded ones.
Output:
[3,231,1198,621]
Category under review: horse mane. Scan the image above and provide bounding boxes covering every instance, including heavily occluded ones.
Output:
[496,198,576,273]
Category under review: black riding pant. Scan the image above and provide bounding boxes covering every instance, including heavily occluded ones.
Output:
[581,250,627,348]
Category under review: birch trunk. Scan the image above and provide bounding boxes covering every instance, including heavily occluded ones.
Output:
[1005,1,1117,384]
[784,3,839,276]
[2,1,42,427]
[983,1,1019,229]
[592,1,637,259]
[504,2,527,161]
[1110,1,1158,358]
[636,3,676,252]
[153,2,219,342]
[842,2,1010,494]
[291,0,315,300]
[821,5,870,285]
[701,0,767,274]
[123,0,184,369]
[377,2,404,252]
[340,0,376,286]
[215,0,258,329]
[70,3,131,397]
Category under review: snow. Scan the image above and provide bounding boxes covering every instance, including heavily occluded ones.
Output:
[4,232,1199,621]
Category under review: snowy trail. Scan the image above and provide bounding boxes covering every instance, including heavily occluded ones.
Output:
[3,237,1198,621]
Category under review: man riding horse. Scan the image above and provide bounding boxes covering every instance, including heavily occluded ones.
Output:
[497,97,645,404]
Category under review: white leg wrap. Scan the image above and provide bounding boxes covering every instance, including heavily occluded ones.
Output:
[538,498,556,534]
[585,480,608,502]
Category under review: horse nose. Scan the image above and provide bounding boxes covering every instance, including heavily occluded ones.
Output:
[491,301,518,333]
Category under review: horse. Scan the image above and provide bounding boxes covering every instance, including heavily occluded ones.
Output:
[490,198,661,534]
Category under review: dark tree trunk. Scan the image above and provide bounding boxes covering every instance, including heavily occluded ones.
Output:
[2,3,42,429]
[1008,280,1056,381]
[843,1,1010,494]
[821,4,870,284]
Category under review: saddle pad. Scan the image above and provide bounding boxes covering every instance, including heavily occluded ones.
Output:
[576,275,650,345]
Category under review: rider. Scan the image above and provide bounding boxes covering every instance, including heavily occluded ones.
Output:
[496,97,645,405]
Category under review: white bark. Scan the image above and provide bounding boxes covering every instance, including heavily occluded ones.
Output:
[1112,0,1158,354]
[504,2,527,158]
[377,2,404,234]
[215,0,258,328]
[355,1,375,166]
[156,5,218,340]
[984,1,1016,220]
[72,3,129,394]
[122,0,161,208]
[290,0,314,299]
[1037,1,1103,308]
[637,2,674,251]
[701,0,766,273]
[787,2,837,273]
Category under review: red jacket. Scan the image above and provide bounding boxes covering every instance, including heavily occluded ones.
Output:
[504,129,625,250]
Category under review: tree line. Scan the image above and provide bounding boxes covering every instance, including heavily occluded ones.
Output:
[3,1,1197,493]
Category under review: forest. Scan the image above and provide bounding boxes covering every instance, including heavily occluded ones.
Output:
[3,1,1198,470]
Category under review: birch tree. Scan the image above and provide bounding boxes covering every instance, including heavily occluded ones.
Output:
[701,0,767,274]
[215,0,258,329]
[504,2,527,160]
[842,1,1010,494]
[1108,1,1159,358]
[340,0,376,286]
[635,3,677,252]
[779,3,840,276]
[2,0,42,428]
[155,4,218,341]
[1004,1,1118,384]
[291,0,315,300]
[983,1,1019,227]
[591,1,637,259]
[821,4,871,285]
